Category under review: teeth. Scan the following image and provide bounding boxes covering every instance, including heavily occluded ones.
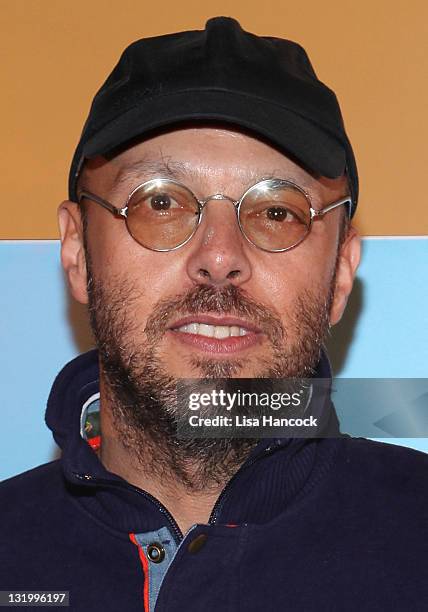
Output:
[214,326,230,339]
[199,324,214,338]
[176,323,251,338]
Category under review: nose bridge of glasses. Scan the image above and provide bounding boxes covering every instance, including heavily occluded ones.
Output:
[198,193,240,210]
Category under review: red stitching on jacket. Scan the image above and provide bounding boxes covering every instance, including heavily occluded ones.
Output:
[129,532,149,610]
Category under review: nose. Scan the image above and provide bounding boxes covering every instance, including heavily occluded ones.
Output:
[185,198,252,287]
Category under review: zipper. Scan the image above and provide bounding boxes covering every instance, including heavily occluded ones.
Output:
[72,472,184,542]
[72,438,287,540]
[208,439,286,525]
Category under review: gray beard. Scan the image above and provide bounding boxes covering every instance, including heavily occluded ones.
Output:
[87,260,336,493]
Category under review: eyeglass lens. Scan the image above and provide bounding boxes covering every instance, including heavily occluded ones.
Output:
[125,179,311,251]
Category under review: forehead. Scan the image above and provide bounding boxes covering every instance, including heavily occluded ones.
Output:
[83,124,348,201]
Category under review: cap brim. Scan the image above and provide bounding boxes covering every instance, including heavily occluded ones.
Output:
[81,89,346,180]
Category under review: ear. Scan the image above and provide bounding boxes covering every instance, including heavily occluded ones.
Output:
[329,225,361,326]
[57,200,89,305]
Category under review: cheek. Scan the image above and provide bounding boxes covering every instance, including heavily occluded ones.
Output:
[87,210,167,285]
[85,209,126,272]
[252,241,336,314]
[92,224,190,316]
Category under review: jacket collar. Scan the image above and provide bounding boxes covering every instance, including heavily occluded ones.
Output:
[45,348,342,538]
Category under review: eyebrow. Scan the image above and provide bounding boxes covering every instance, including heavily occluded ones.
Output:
[110,153,314,199]
[112,156,196,192]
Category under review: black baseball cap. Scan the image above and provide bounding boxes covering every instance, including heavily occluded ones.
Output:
[69,16,359,216]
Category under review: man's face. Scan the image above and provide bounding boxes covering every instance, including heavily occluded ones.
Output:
[75,126,355,380]
[59,125,360,485]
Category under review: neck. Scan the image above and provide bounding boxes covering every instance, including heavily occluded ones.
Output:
[97,374,258,535]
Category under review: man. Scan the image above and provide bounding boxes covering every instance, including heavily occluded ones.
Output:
[1,16,427,611]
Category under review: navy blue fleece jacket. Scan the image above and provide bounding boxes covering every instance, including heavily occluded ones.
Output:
[1,349,427,611]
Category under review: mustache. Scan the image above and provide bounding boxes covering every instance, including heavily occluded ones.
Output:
[144,283,286,346]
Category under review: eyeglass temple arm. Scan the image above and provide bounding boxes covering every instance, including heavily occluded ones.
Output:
[311,196,353,220]
[78,190,127,217]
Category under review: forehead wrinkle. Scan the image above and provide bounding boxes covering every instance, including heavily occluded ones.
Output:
[110,154,191,197]
[109,151,313,199]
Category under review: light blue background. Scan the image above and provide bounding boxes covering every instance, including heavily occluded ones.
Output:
[0,237,427,481]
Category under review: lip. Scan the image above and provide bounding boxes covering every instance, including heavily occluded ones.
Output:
[168,328,263,354]
[168,314,262,333]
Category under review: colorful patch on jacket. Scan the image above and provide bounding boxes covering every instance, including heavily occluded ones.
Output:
[80,392,101,451]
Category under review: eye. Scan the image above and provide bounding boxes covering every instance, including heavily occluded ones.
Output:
[149,193,179,211]
[130,191,183,216]
[265,206,296,222]
[255,205,305,224]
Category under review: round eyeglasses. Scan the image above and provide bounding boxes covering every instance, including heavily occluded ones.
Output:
[78,177,352,253]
